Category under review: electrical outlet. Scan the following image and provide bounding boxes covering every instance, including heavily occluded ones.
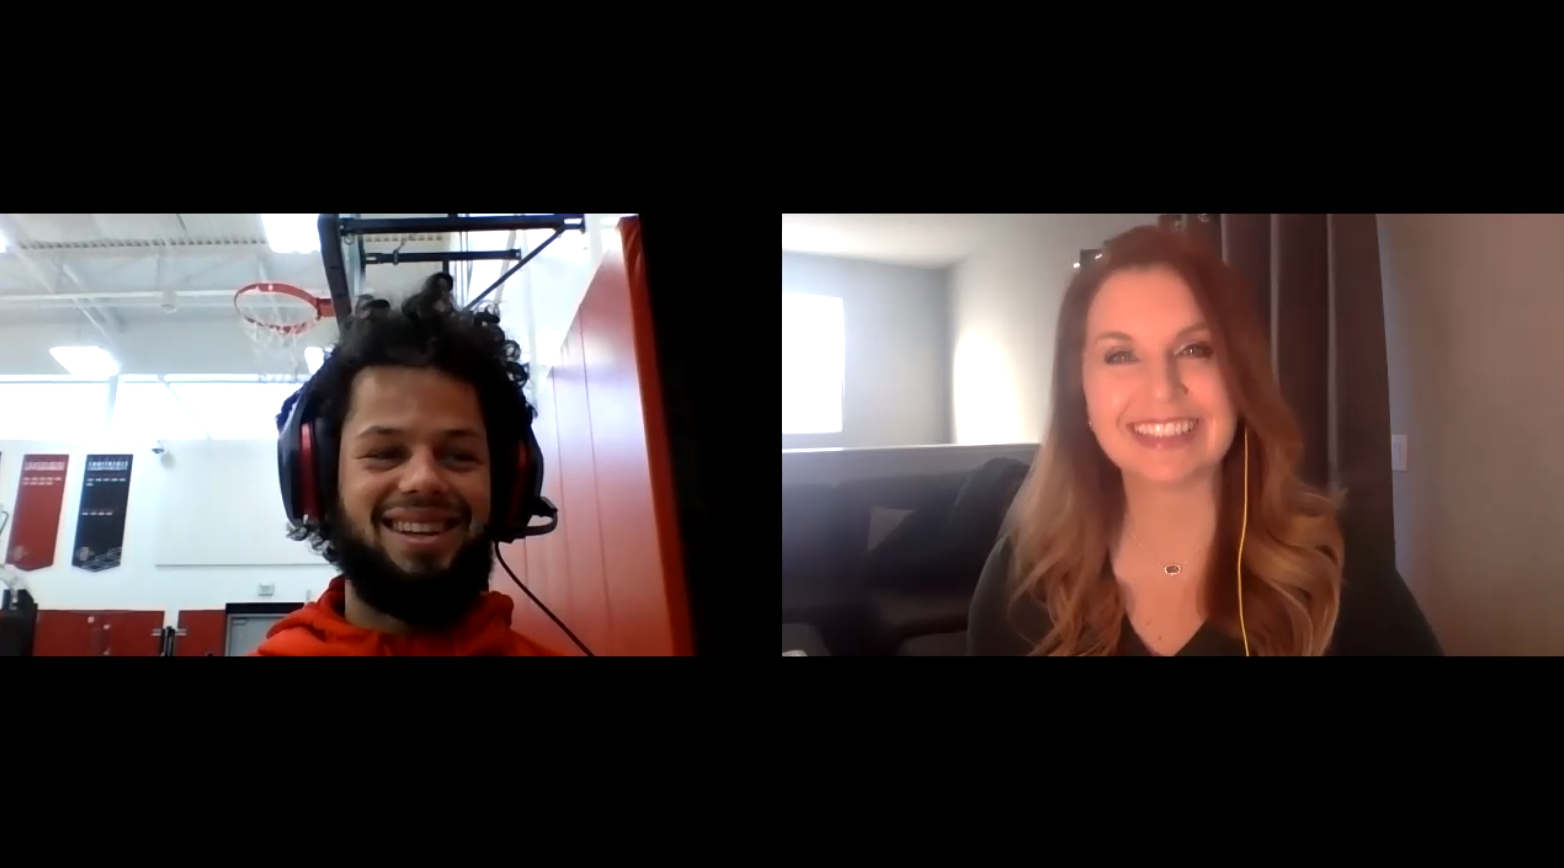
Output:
[257,583,276,597]
[1390,434,1408,472]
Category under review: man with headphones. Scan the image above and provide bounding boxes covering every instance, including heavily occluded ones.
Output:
[252,273,562,656]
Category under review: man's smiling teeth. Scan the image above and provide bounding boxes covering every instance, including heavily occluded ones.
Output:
[387,521,450,535]
[1131,419,1198,437]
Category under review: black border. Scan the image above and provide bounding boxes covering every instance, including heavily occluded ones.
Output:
[639,216,749,657]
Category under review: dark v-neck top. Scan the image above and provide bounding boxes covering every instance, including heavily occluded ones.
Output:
[967,515,1443,657]
[1119,619,1240,656]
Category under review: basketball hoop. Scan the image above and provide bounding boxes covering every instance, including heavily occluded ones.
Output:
[234,282,334,382]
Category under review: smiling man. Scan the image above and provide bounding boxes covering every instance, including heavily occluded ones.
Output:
[253,275,560,657]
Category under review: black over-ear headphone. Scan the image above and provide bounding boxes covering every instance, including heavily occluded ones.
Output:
[275,385,560,543]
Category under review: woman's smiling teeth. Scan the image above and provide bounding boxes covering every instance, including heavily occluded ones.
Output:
[1130,419,1198,438]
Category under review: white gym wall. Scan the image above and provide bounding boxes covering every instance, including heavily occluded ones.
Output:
[0,213,622,621]
[0,437,334,621]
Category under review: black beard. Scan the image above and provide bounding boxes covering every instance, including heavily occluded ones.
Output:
[330,513,496,631]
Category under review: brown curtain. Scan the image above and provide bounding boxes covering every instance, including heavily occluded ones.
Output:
[1161,213,1395,549]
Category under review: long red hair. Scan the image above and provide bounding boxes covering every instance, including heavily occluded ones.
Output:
[1007,226,1343,656]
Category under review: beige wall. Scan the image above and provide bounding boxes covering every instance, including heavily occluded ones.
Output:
[1379,213,1564,655]
[782,252,952,449]
[948,214,1157,444]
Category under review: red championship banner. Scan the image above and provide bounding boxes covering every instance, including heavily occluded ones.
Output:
[5,454,71,572]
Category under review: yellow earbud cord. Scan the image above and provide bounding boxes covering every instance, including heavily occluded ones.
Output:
[1237,428,1251,657]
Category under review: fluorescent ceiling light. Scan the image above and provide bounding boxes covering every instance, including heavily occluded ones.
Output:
[260,214,321,254]
[50,346,120,379]
[304,346,325,374]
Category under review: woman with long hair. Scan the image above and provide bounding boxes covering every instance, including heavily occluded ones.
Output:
[967,226,1440,656]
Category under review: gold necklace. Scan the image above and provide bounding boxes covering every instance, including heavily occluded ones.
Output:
[1128,528,1192,577]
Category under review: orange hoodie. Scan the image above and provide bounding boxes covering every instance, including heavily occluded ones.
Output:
[251,576,559,657]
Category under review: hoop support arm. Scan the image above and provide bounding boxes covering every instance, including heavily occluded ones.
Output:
[319,214,587,328]
[362,249,519,265]
[466,228,566,309]
[341,214,585,236]
[318,213,363,327]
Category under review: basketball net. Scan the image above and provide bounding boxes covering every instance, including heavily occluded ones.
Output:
[233,283,330,384]
[241,321,310,383]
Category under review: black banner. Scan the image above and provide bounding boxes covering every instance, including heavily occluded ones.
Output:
[72,454,134,573]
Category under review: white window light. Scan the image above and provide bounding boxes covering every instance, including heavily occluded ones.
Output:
[108,381,206,440]
[781,292,846,435]
[168,381,302,439]
[49,345,121,379]
[304,346,325,374]
[0,382,109,440]
[260,214,321,254]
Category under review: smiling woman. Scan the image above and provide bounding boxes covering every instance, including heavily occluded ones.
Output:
[968,225,1441,657]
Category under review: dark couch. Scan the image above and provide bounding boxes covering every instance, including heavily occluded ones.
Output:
[782,457,1029,656]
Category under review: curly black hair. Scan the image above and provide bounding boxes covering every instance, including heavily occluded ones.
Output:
[276,272,535,563]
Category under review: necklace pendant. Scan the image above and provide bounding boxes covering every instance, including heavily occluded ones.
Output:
[1164,564,1182,576]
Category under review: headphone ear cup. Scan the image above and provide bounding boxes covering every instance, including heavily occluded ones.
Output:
[299,421,320,521]
[277,391,335,527]
[277,396,310,524]
[491,426,552,542]
[507,436,541,528]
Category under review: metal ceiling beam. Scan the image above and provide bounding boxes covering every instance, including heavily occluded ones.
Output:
[7,240,442,259]
[0,290,237,305]
[0,251,119,342]
[54,259,126,331]
[8,243,270,258]
[0,215,123,341]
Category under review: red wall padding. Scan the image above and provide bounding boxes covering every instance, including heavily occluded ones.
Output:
[33,610,165,656]
[494,217,692,655]
[175,609,228,656]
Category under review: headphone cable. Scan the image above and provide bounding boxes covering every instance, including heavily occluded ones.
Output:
[1237,428,1251,658]
[493,544,595,656]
